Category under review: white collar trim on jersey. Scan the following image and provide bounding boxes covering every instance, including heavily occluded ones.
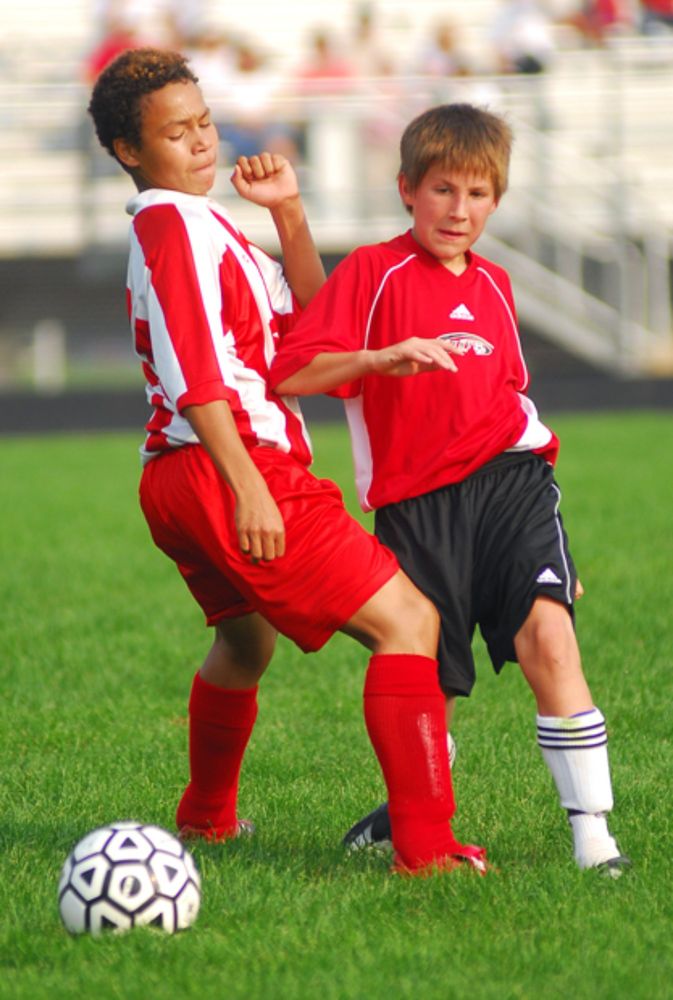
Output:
[126,187,216,217]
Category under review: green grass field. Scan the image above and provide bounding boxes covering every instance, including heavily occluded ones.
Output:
[1,413,672,1000]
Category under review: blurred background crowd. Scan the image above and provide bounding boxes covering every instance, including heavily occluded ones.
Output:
[81,0,671,87]
[79,0,669,167]
[1,1,672,404]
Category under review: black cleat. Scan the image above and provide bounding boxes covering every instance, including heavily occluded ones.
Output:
[342,802,392,852]
[595,854,632,879]
[343,735,456,852]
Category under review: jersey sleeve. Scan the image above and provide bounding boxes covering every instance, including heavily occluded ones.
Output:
[269,248,375,398]
[247,243,302,339]
[496,264,529,392]
[498,266,518,321]
[131,204,238,413]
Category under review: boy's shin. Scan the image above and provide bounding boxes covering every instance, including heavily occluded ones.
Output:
[363,653,459,869]
[537,708,614,814]
[176,671,259,839]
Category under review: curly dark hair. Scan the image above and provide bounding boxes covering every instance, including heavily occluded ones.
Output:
[88,48,199,162]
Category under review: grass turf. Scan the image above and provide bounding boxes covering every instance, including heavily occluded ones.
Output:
[1,413,672,999]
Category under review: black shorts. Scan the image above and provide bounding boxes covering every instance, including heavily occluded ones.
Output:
[374,453,577,697]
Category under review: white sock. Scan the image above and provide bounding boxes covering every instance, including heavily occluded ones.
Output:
[536,707,621,868]
[568,812,620,869]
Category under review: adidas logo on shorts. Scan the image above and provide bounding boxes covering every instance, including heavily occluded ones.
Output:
[536,567,563,585]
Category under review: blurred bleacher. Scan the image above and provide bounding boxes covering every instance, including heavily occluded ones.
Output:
[1,0,673,406]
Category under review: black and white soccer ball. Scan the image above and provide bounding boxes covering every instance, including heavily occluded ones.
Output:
[58,821,201,936]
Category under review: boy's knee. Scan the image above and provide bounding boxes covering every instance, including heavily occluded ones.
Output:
[384,580,440,652]
[344,571,439,656]
[407,589,440,641]
[211,616,276,674]
[518,599,575,657]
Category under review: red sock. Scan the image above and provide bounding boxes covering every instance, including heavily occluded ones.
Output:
[176,672,258,840]
[363,653,465,870]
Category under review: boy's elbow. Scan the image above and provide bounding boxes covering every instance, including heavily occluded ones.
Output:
[274,374,303,395]
[271,355,323,396]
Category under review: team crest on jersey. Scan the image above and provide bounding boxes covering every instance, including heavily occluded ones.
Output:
[437,332,494,356]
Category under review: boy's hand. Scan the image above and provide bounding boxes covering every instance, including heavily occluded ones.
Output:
[371,337,460,377]
[183,399,286,562]
[235,483,286,562]
[231,153,299,209]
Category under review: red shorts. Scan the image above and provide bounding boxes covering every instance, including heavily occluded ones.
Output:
[139,445,399,652]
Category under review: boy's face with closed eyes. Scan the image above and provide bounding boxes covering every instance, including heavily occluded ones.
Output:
[114,80,218,195]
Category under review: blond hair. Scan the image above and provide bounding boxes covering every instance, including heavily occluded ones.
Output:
[399,103,512,203]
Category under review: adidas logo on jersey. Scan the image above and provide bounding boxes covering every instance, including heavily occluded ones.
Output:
[536,567,563,585]
[449,303,474,321]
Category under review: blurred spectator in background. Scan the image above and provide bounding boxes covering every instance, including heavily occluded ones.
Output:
[489,0,556,73]
[214,39,300,164]
[410,17,503,109]
[562,0,633,45]
[84,10,144,83]
[185,27,235,97]
[294,27,357,94]
[91,0,205,44]
[86,0,186,80]
[347,4,403,211]
[413,19,471,77]
[349,2,397,77]
[638,0,673,33]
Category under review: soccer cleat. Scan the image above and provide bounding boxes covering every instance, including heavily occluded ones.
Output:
[392,844,489,877]
[594,854,632,879]
[342,802,392,852]
[343,733,457,851]
[178,818,255,843]
[233,818,256,838]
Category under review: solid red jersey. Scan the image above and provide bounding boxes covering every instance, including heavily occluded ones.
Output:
[126,188,311,466]
[271,230,558,511]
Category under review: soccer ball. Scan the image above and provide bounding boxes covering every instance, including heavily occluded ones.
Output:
[58,821,201,936]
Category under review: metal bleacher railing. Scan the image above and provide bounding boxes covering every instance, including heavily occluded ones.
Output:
[0,32,672,378]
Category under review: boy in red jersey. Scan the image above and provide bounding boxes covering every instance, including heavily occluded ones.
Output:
[87,50,487,876]
[271,103,629,875]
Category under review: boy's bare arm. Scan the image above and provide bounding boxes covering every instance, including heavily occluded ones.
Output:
[231,153,325,307]
[275,338,459,396]
[183,399,285,561]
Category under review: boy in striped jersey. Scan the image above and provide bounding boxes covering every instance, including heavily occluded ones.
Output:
[87,50,488,876]
[272,103,629,875]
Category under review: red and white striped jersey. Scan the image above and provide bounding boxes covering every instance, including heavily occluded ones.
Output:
[271,230,558,511]
[125,188,312,466]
